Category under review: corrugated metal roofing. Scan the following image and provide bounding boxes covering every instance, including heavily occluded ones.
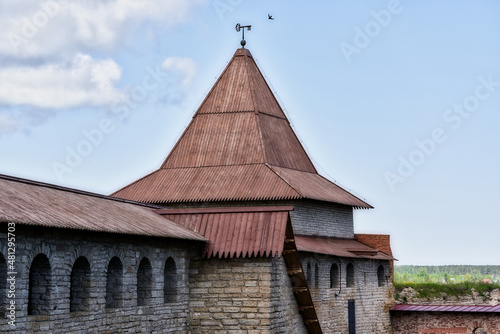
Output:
[157,206,292,258]
[162,112,265,168]
[391,304,500,313]
[295,235,395,260]
[113,47,371,209]
[0,174,205,241]
[113,164,300,203]
[269,166,372,208]
[113,164,371,208]
[196,48,286,119]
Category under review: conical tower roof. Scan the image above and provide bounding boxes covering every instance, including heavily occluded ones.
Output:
[113,48,371,208]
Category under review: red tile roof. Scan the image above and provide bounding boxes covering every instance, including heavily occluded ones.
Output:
[113,48,371,209]
[0,174,205,241]
[391,304,500,313]
[295,235,395,260]
[156,206,292,258]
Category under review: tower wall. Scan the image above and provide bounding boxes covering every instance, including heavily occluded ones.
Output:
[289,200,354,238]
[301,254,394,333]
[187,256,307,333]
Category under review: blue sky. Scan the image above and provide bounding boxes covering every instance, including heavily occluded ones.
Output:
[0,1,499,265]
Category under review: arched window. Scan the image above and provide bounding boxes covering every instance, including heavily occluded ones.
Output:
[330,263,339,288]
[346,263,354,288]
[306,262,312,284]
[70,257,91,312]
[377,265,386,287]
[137,257,152,306]
[314,263,319,289]
[0,254,6,315]
[164,257,177,303]
[28,254,51,315]
[106,257,123,309]
[473,328,487,334]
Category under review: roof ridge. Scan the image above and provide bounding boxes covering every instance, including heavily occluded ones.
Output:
[0,174,160,209]
[314,172,372,209]
[264,163,303,198]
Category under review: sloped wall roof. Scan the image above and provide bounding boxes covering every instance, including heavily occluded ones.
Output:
[0,174,205,240]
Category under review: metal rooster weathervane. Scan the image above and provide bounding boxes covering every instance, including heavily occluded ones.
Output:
[235,23,251,48]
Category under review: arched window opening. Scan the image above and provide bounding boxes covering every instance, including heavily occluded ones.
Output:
[314,263,319,289]
[164,257,177,303]
[106,257,123,309]
[0,254,6,315]
[137,257,153,306]
[330,263,339,289]
[306,262,312,284]
[377,265,386,287]
[70,257,91,312]
[28,254,51,315]
[346,263,355,288]
[473,328,487,334]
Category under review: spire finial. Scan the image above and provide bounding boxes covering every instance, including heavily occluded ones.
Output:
[235,23,251,48]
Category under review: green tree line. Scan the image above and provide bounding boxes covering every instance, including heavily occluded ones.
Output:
[395,265,500,284]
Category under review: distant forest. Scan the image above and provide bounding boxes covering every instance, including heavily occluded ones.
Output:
[395,265,500,283]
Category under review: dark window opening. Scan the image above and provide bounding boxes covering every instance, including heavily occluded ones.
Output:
[314,262,319,288]
[348,299,355,334]
[377,265,386,287]
[330,263,339,288]
[306,262,312,284]
[137,257,153,306]
[0,254,6,315]
[346,263,355,288]
[164,257,177,303]
[70,256,91,312]
[28,254,51,315]
[105,257,123,309]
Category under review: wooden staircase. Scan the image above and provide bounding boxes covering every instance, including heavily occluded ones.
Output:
[282,220,322,334]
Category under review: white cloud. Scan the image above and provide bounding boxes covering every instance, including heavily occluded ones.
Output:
[0,0,205,130]
[0,0,207,59]
[0,54,125,109]
[162,57,199,87]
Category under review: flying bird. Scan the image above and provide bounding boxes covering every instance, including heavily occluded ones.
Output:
[268,14,274,20]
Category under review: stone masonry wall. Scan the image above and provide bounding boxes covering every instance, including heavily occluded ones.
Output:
[188,256,307,334]
[301,253,394,333]
[391,311,500,334]
[0,224,198,333]
[269,257,308,334]
[289,200,354,238]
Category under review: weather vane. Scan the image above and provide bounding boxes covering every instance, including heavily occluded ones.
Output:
[235,23,251,48]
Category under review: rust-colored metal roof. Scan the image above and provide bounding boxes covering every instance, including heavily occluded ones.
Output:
[268,165,372,208]
[391,304,500,313]
[113,164,371,208]
[160,49,316,173]
[113,48,371,209]
[113,164,299,203]
[0,174,205,241]
[295,235,395,260]
[157,206,292,258]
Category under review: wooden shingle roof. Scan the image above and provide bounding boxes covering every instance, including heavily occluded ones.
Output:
[113,48,371,208]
